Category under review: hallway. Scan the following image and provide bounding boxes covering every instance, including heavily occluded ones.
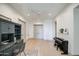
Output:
[0,3,78,56]
[18,38,63,56]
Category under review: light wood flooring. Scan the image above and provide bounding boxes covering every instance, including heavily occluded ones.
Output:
[18,38,65,56]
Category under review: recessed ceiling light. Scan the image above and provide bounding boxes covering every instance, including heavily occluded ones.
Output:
[38,9,41,14]
[48,13,52,16]
[27,13,30,16]
[38,12,40,14]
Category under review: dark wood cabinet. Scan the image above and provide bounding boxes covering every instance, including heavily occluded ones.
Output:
[15,25,21,40]
[0,16,24,56]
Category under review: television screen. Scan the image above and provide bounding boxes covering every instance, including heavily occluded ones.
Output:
[1,33,14,42]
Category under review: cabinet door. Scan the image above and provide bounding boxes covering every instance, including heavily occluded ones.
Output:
[0,22,1,42]
[1,22,15,34]
[1,22,9,34]
[8,23,14,33]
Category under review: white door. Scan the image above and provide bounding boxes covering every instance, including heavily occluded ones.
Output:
[34,24,43,39]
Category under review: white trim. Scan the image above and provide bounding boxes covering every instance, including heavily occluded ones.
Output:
[18,18,26,23]
[0,14,11,21]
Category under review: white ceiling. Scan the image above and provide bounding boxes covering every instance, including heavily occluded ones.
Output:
[8,3,70,21]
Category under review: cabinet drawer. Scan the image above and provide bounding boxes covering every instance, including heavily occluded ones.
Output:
[0,51,4,56]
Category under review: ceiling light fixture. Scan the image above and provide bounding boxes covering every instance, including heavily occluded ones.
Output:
[38,11,41,14]
[27,13,30,16]
[48,13,52,16]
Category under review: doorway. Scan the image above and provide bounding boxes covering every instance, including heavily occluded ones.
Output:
[55,21,57,37]
[33,24,43,39]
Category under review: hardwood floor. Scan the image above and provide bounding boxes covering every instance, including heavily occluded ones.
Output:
[18,38,63,56]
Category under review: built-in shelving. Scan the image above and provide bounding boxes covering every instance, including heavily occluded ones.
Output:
[15,25,21,40]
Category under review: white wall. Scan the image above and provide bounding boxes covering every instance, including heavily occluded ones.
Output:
[27,21,34,38]
[73,7,79,55]
[55,4,79,55]
[0,4,27,42]
[27,19,55,40]
[42,19,55,40]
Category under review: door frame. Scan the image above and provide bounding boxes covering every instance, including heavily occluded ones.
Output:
[55,21,57,37]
